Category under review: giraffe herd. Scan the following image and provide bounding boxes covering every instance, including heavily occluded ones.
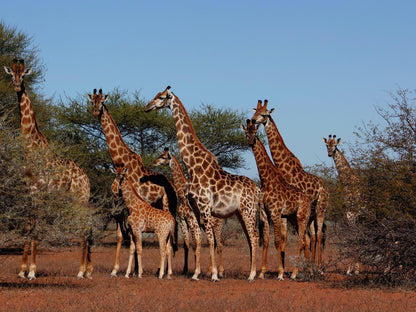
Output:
[3,59,361,282]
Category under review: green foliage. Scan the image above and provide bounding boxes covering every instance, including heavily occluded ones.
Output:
[190,103,252,169]
[0,122,98,247]
[0,21,46,127]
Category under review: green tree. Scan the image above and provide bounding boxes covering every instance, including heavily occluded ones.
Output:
[0,21,47,127]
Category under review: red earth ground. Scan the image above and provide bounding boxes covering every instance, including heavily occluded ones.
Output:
[1,231,415,312]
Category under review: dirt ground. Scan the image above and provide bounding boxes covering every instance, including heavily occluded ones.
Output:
[1,233,415,312]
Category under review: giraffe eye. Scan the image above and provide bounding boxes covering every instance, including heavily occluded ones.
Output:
[159,96,165,100]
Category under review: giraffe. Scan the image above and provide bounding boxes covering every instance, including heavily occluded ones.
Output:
[323,134,362,275]
[242,119,311,279]
[251,99,328,270]
[152,147,224,280]
[114,165,176,279]
[4,59,92,279]
[87,89,179,277]
[145,86,260,282]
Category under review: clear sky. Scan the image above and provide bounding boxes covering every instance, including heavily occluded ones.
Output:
[2,0,416,179]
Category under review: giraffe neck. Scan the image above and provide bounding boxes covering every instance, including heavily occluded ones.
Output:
[100,106,145,173]
[170,96,219,174]
[169,153,188,198]
[18,88,48,148]
[251,136,285,185]
[332,149,359,185]
[120,177,144,212]
[264,115,302,174]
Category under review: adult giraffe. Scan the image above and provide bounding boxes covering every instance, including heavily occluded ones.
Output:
[145,86,260,282]
[153,147,224,280]
[242,119,311,280]
[251,100,328,269]
[4,59,92,279]
[323,134,362,275]
[87,89,178,277]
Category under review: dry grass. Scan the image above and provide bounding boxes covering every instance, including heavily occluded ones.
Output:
[1,232,415,312]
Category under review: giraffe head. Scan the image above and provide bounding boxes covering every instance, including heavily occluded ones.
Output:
[4,59,32,92]
[111,164,128,198]
[241,119,260,146]
[250,99,275,125]
[323,135,341,157]
[87,88,109,117]
[144,86,174,112]
[152,147,171,167]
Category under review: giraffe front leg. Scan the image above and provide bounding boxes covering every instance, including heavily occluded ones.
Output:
[85,232,93,279]
[111,222,123,277]
[27,240,37,280]
[77,237,88,279]
[18,241,30,278]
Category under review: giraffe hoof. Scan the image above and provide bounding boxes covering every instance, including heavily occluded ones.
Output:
[17,272,26,279]
[191,277,199,281]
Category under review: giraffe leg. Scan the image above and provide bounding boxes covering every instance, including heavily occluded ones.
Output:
[269,212,284,281]
[158,234,167,279]
[125,234,135,278]
[77,237,87,279]
[281,218,288,270]
[259,206,269,279]
[236,209,258,282]
[316,188,329,271]
[188,215,202,281]
[18,241,30,278]
[27,240,37,280]
[213,218,224,278]
[166,236,173,279]
[85,231,93,279]
[179,217,190,275]
[110,221,123,277]
[136,232,143,278]
[291,208,309,280]
[309,222,317,264]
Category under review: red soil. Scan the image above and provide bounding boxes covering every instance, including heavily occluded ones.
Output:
[0,235,415,312]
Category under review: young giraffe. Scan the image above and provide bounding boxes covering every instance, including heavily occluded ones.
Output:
[153,147,224,280]
[251,100,328,269]
[4,59,92,279]
[87,89,178,277]
[114,165,176,279]
[323,134,362,275]
[145,86,261,282]
[242,119,311,280]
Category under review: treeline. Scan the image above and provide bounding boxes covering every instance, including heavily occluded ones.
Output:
[1,21,415,287]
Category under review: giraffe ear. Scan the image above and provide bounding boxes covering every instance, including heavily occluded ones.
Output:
[23,68,32,76]
[4,66,12,75]
[323,138,328,144]
[87,94,93,102]
[269,108,275,114]
[240,124,246,131]
[103,94,109,103]
[337,138,341,144]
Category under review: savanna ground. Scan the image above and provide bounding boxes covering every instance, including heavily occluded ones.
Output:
[1,221,415,312]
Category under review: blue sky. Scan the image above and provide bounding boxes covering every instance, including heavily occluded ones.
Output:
[2,1,416,179]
